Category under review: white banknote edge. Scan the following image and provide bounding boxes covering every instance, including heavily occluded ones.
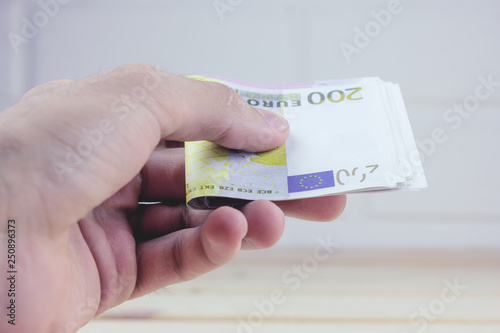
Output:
[184,76,427,208]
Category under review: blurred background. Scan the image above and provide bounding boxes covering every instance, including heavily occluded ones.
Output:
[1,1,499,332]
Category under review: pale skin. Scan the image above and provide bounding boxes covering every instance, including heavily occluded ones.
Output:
[0,64,346,332]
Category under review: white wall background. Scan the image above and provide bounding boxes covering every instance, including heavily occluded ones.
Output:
[1,0,499,249]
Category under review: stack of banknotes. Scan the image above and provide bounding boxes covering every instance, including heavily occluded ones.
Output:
[185,76,427,209]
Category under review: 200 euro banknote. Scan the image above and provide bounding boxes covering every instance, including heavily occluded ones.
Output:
[185,76,426,209]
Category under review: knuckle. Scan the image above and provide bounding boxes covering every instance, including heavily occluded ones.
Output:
[115,63,157,76]
[204,82,253,146]
[21,79,75,101]
[210,119,233,145]
[170,235,200,282]
[170,236,187,280]
[208,81,247,114]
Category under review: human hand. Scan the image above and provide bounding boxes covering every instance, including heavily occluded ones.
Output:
[0,64,346,332]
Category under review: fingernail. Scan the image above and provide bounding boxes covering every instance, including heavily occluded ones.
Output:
[261,109,289,132]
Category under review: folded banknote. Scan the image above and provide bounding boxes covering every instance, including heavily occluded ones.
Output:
[185,76,427,209]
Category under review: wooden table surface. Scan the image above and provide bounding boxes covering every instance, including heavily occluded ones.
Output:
[81,249,500,333]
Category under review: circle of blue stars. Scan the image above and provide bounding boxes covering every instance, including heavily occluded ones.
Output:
[299,175,323,189]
